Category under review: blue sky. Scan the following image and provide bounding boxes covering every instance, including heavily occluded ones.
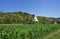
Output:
[0,0,60,18]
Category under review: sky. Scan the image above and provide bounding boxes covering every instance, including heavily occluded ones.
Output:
[0,0,60,18]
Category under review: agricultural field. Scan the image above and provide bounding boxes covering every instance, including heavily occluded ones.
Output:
[0,24,60,39]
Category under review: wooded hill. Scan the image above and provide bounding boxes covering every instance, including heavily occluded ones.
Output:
[0,12,60,24]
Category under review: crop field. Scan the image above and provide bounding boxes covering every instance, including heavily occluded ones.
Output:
[0,24,60,39]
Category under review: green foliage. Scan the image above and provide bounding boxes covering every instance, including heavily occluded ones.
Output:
[0,24,60,39]
[37,16,60,24]
[47,31,60,39]
[0,12,60,24]
[0,12,32,24]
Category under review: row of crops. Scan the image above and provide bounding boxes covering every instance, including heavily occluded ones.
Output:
[0,24,60,39]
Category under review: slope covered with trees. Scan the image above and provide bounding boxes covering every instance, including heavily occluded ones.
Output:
[0,12,32,24]
[0,12,60,24]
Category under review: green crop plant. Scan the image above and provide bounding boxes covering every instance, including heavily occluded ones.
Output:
[0,24,60,39]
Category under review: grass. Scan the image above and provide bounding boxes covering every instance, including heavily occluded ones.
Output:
[47,30,60,39]
[0,24,60,39]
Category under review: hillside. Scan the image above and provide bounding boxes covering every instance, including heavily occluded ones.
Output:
[0,12,32,24]
[0,12,60,24]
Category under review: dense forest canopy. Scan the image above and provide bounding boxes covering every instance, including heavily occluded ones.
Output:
[0,12,60,24]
